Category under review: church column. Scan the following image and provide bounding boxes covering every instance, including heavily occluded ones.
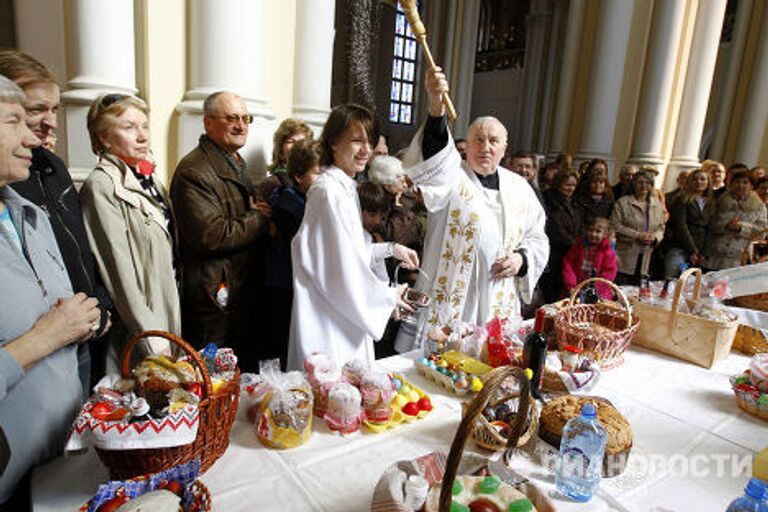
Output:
[59,0,137,181]
[536,0,569,154]
[626,0,688,180]
[176,0,275,178]
[733,4,768,165]
[710,0,753,160]
[548,0,586,159]
[575,0,635,170]
[665,0,727,189]
[516,0,553,152]
[291,0,335,134]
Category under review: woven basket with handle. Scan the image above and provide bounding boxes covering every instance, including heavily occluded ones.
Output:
[554,278,639,369]
[437,366,532,511]
[633,268,739,368]
[95,331,239,479]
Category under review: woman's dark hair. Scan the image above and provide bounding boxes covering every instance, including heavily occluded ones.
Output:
[357,181,390,213]
[287,139,321,179]
[728,168,751,185]
[319,104,375,167]
[551,168,579,192]
[575,159,612,199]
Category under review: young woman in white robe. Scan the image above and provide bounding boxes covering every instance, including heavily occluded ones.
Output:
[287,105,417,370]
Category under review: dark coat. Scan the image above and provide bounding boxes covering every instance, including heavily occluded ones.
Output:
[667,195,715,257]
[544,189,584,255]
[372,190,424,255]
[170,135,267,348]
[574,193,614,226]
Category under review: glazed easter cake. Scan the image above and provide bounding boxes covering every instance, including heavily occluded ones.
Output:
[424,475,536,512]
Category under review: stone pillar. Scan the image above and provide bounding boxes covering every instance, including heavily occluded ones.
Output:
[536,0,569,154]
[291,0,335,134]
[575,0,635,170]
[627,0,688,178]
[176,0,275,178]
[548,0,586,159]
[665,0,728,190]
[516,0,553,151]
[59,0,137,181]
[710,0,753,160]
[734,3,768,165]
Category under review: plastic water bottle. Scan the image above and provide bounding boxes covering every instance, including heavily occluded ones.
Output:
[725,478,768,511]
[555,403,607,502]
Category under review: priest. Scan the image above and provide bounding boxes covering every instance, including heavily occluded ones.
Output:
[397,67,549,351]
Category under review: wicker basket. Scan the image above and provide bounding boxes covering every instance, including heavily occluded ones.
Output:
[79,479,212,512]
[632,268,740,368]
[733,324,768,355]
[462,389,539,452]
[95,331,240,479]
[554,278,639,369]
[732,229,768,312]
[435,366,533,511]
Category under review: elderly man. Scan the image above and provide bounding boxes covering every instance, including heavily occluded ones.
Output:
[171,92,268,365]
[398,68,548,351]
[0,50,112,388]
[508,151,544,204]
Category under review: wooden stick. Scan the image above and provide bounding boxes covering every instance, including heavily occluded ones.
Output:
[399,0,458,121]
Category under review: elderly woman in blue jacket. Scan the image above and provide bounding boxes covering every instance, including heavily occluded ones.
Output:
[0,75,100,504]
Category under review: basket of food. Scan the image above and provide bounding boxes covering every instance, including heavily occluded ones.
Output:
[79,459,211,512]
[730,354,768,422]
[463,384,540,452]
[540,346,601,394]
[632,268,739,368]
[732,229,768,312]
[554,278,639,369]
[94,331,240,479]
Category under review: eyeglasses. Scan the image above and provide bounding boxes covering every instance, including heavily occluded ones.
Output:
[210,114,254,125]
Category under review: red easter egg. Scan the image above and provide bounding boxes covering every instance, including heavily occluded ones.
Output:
[417,397,432,411]
[468,497,502,512]
[402,402,420,416]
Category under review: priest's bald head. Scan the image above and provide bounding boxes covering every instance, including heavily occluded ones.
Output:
[465,116,508,176]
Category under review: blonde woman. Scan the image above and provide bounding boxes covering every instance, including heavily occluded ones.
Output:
[80,94,179,371]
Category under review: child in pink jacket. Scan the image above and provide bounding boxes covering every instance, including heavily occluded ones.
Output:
[562,217,618,299]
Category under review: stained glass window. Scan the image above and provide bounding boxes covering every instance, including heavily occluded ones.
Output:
[389,2,419,126]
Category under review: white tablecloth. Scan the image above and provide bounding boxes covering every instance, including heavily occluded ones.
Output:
[32,347,763,512]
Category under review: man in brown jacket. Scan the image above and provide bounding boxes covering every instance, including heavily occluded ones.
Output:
[171,91,268,366]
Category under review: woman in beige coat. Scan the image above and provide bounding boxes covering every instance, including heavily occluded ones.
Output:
[610,169,666,285]
[706,169,767,270]
[79,94,179,372]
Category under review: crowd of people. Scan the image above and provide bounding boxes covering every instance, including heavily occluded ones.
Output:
[0,49,766,508]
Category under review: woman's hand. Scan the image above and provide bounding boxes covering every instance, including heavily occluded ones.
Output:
[689,253,704,266]
[44,294,101,346]
[5,293,101,370]
[425,67,449,117]
[637,232,655,245]
[726,217,742,232]
[393,244,419,269]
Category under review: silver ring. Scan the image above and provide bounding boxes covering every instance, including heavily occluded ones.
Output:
[90,323,100,333]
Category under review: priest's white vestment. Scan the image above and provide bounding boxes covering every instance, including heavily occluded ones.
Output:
[287,166,398,370]
[398,129,549,351]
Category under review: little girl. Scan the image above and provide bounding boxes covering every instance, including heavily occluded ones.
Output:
[562,217,618,299]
